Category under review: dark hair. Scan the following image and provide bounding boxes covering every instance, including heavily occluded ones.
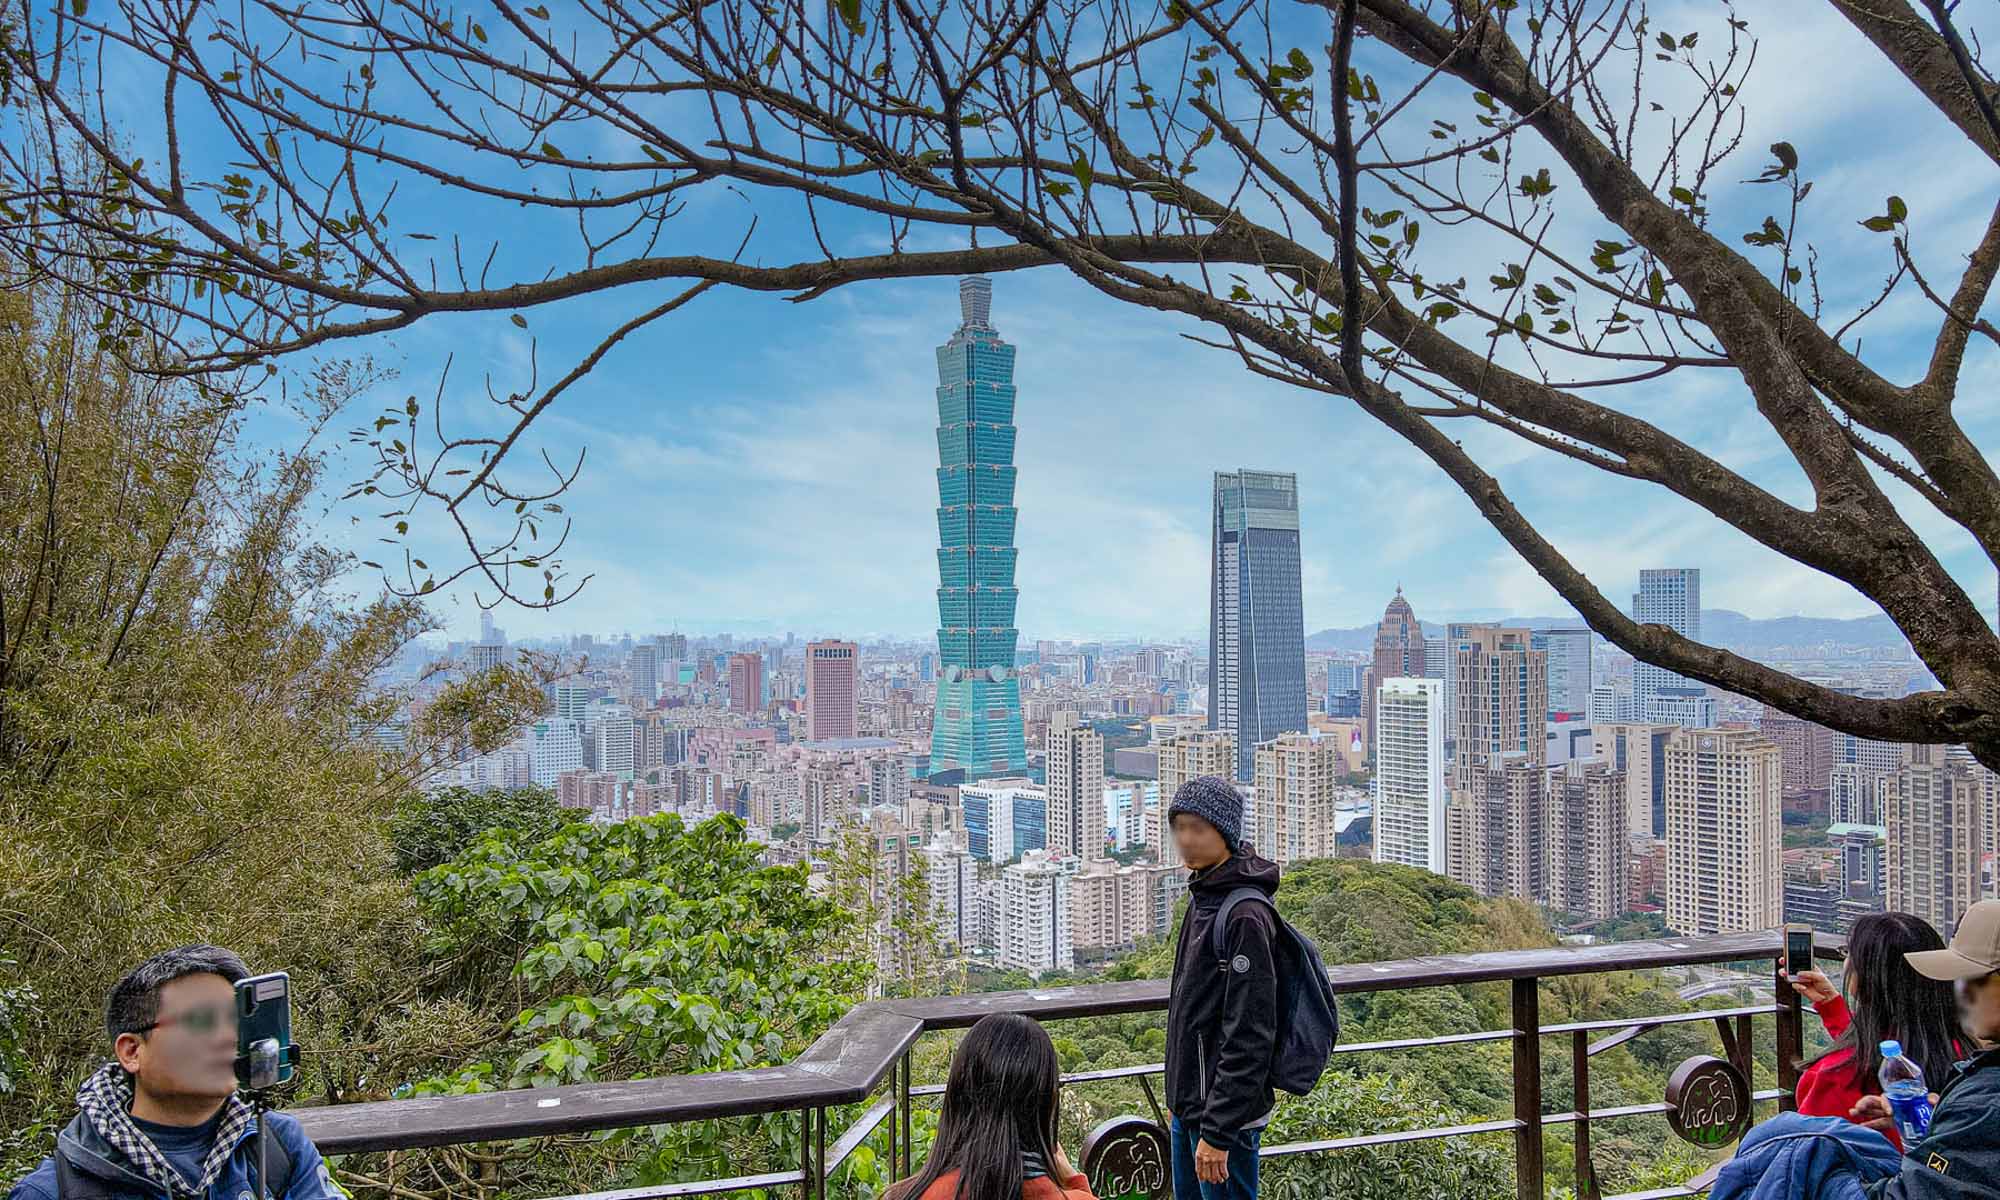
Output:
[888,1014,1060,1200]
[104,944,250,1040]
[1809,913,1963,1092]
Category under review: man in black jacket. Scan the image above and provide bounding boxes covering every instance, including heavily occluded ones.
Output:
[1852,898,2000,1199]
[1162,775,1280,1200]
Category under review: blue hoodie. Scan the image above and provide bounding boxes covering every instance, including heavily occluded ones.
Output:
[8,1067,341,1200]
[1709,1114,1902,1200]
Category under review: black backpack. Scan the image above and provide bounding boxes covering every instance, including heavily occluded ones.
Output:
[55,1135,294,1200]
[1211,887,1340,1096]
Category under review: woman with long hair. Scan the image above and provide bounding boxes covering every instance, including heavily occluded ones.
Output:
[1784,910,1968,1148]
[886,1013,1097,1200]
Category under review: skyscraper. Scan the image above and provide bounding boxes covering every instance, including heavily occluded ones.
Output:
[628,643,659,706]
[1632,568,1701,701]
[1544,761,1630,920]
[1885,744,1990,932]
[1449,626,1547,791]
[1374,676,1446,873]
[1443,627,1548,901]
[1368,588,1423,759]
[727,652,764,715]
[1209,469,1308,781]
[929,277,1030,780]
[1047,711,1107,860]
[1664,728,1783,935]
[1532,628,1594,717]
[806,640,858,741]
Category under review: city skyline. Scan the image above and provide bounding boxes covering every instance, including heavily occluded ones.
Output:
[305,254,2000,647]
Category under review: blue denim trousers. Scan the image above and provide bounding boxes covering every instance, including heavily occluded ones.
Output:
[1169,1114,1262,1200]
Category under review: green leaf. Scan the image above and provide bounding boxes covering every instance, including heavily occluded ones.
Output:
[510,313,528,328]
[1887,195,1907,222]
[835,0,863,34]
[525,5,550,18]
[471,22,486,42]
[641,144,666,163]
[1771,142,1798,172]
[1646,269,1665,304]
[1860,215,1897,233]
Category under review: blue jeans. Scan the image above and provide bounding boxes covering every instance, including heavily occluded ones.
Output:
[1169,1114,1262,1200]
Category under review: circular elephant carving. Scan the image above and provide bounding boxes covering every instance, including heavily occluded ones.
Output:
[1079,1116,1171,1200]
[1665,1055,1752,1148]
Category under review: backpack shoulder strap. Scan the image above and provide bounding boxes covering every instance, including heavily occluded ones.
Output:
[1210,887,1276,960]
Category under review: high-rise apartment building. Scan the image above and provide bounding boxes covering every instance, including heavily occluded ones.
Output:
[1374,677,1447,873]
[999,850,1074,974]
[1445,756,1546,901]
[1070,860,1178,957]
[1544,761,1631,920]
[1759,707,1836,800]
[929,277,1030,780]
[805,640,859,741]
[1156,731,1236,869]
[1450,626,1548,791]
[1664,728,1783,935]
[1047,711,1107,860]
[1209,469,1308,781]
[727,652,764,715]
[1632,568,1702,700]
[1532,628,1594,717]
[1592,722,1676,840]
[1885,744,1991,932]
[1251,733,1340,866]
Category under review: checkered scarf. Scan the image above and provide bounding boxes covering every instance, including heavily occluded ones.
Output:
[74,1062,255,1199]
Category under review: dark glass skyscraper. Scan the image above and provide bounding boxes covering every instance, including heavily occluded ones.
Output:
[1209,469,1308,781]
[929,277,1029,780]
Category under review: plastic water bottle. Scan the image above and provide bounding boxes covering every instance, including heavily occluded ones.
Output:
[1878,1040,1934,1143]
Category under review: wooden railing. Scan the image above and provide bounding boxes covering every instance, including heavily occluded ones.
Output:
[292,930,1829,1200]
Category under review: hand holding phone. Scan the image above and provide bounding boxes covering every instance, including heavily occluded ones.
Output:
[1784,924,1815,979]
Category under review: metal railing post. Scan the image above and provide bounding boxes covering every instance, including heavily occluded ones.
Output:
[1775,959,1802,1111]
[1511,976,1544,1200]
[898,1049,914,1179]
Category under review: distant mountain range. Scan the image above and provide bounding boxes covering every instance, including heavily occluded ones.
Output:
[1306,610,1912,655]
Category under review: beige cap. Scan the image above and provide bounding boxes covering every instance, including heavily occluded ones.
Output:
[1906,899,2000,981]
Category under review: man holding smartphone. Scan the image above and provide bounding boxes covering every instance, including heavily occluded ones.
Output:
[8,945,344,1200]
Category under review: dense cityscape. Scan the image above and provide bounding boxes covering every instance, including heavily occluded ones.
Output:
[368,277,1986,986]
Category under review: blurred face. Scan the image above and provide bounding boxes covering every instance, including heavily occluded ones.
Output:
[1957,973,2000,1043]
[1171,813,1229,870]
[115,974,240,1106]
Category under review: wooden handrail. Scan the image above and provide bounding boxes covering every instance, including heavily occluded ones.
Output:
[292,929,1804,1154]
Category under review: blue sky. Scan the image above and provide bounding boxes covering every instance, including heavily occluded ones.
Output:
[204,2,2000,645]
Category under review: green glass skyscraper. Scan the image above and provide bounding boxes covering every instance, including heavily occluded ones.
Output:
[929,277,1030,780]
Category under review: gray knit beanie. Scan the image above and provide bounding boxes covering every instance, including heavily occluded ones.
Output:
[1167,774,1244,852]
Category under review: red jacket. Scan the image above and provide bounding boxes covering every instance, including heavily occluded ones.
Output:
[1794,995,1963,1153]
[895,1170,1098,1200]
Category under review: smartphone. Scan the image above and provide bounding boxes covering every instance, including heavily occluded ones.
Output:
[234,972,295,1088]
[1784,924,1815,977]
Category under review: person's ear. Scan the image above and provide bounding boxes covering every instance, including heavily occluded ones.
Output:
[112,1032,145,1074]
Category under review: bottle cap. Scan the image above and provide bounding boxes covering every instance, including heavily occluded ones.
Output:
[1880,1039,1903,1058]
